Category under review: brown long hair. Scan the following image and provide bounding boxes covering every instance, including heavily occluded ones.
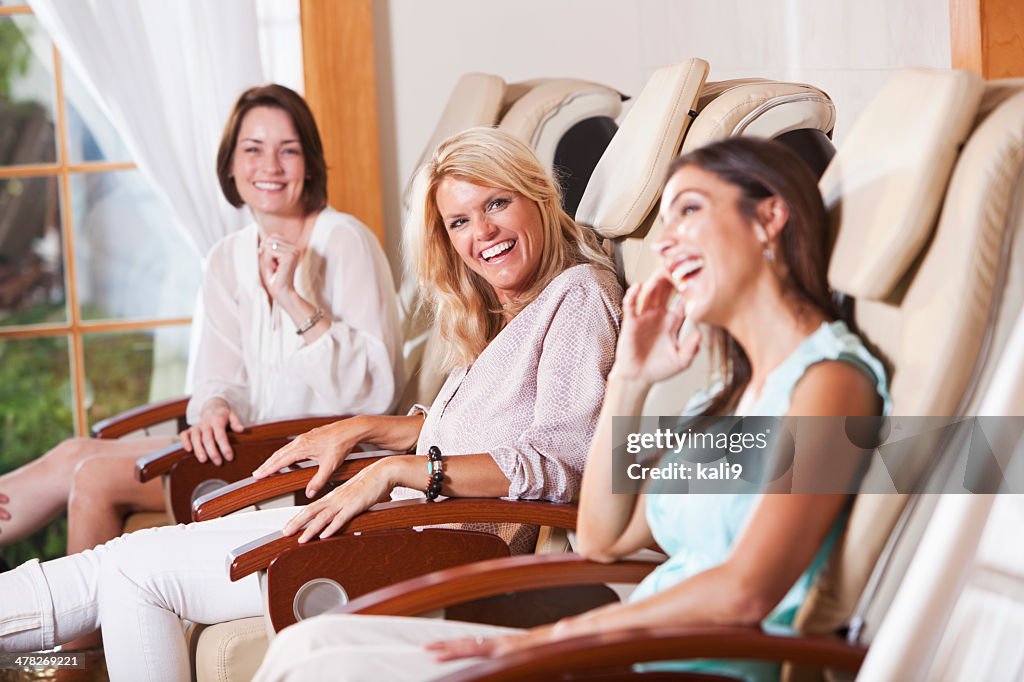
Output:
[216,84,328,214]
[669,138,840,415]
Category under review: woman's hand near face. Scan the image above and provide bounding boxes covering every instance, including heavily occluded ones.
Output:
[180,398,245,465]
[609,271,702,387]
[258,229,332,343]
[258,232,302,306]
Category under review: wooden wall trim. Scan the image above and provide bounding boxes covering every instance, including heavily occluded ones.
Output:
[300,0,385,243]
[951,0,1024,77]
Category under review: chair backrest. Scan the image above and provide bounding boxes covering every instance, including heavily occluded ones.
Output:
[498,77,624,217]
[397,74,507,413]
[791,74,1024,651]
[844,82,1024,653]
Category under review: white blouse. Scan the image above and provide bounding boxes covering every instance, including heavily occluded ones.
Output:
[185,208,405,425]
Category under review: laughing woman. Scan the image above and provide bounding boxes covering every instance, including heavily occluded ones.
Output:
[252,137,890,682]
[0,128,621,681]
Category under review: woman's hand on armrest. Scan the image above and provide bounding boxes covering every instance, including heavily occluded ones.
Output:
[253,414,425,498]
[281,452,512,542]
[180,398,244,466]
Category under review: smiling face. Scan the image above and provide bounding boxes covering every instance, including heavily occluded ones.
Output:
[435,176,546,306]
[230,106,306,220]
[654,164,769,325]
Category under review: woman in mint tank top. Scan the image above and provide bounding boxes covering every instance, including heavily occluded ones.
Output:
[420,137,889,682]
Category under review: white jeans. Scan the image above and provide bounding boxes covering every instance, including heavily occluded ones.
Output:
[253,614,521,682]
[0,507,296,682]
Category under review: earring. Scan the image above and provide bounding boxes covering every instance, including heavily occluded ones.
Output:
[754,223,774,261]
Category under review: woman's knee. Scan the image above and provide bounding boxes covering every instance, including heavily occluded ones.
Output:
[68,457,125,510]
[45,437,103,475]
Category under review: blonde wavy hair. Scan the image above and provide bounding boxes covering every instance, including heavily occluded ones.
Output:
[405,127,614,370]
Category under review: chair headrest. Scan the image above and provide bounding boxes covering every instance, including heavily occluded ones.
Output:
[824,69,983,301]
[498,78,624,170]
[412,73,507,177]
[600,71,836,287]
[682,79,835,153]
[909,85,1024,416]
[575,58,710,239]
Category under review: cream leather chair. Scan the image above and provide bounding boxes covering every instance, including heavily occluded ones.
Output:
[321,70,1024,682]
[790,79,1024,675]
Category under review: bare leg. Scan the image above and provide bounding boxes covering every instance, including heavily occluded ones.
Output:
[67,454,167,554]
[0,436,173,547]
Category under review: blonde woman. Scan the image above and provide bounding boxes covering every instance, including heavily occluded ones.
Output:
[0,128,622,681]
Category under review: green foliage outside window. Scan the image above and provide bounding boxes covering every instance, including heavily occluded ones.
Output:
[0,18,31,101]
[1,305,156,565]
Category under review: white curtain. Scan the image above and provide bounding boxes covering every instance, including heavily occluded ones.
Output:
[26,0,278,258]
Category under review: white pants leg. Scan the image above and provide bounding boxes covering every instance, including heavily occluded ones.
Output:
[253,615,523,682]
[0,507,297,682]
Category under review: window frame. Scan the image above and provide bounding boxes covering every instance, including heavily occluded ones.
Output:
[0,3,190,435]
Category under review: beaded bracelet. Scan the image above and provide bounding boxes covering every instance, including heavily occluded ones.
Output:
[425,445,445,501]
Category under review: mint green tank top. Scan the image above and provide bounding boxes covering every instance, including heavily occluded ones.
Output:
[632,321,890,681]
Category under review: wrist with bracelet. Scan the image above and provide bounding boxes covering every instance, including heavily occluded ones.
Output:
[295,307,324,335]
[425,445,445,501]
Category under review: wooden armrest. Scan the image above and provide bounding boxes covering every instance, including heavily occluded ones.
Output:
[191,454,386,522]
[265,528,511,631]
[91,396,190,439]
[135,443,188,483]
[337,553,661,618]
[228,498,578,581]
[134,415,348,482]
[440,626,868,681]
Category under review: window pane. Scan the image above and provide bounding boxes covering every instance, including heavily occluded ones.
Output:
[71,170,201,321]
[83,325,191,427]
[64,61,131,164]
[0,174,66,325]
[0,15,58,165]
[0,334,73,564]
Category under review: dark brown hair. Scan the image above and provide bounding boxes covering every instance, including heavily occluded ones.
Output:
[216,84,327,213]
[668,138,839,415]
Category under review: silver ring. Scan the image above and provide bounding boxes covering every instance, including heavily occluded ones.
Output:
[271,241,279,251]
